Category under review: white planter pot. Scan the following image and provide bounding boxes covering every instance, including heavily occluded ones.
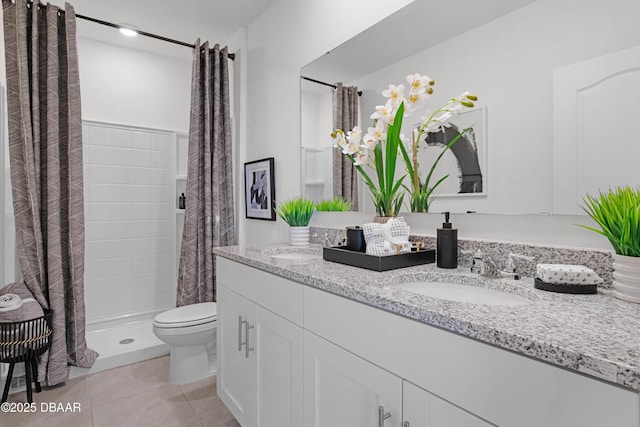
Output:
[289,226,310,246]
[612,254,640,303]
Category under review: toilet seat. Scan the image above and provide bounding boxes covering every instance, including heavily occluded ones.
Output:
[153,302,217,329]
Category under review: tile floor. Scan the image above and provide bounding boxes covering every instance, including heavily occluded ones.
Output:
[1,356,240,427]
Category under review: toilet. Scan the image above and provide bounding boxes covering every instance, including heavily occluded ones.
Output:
[152,302,217,384]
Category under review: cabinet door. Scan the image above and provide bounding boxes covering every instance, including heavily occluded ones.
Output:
[217,285,253,426]
[403,381,492,427]
[252,304,303,427]
[303,331,402,427]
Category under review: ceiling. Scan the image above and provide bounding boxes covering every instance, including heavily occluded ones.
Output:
[52,0,275,60]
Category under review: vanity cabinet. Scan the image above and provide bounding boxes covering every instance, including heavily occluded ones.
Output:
[303,285,639,427]
[303,330,402,427]
[217,258,303,427]
[217,257,640,427]
[303,330,490,427]
[403,380,492,427]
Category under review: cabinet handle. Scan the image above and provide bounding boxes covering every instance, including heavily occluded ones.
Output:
[403,422,410,427]
[378,405,391,427]
[238,316,246,352]
[244,321,254,359]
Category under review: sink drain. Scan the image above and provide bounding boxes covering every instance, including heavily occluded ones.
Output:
[119,338,135,345]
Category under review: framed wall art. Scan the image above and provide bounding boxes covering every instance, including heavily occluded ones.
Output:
[244,157,276,220]
[416,107,487,197]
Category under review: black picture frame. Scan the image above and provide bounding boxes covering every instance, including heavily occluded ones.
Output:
[244,157,276,220]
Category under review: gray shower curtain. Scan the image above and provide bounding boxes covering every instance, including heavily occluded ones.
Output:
[176,41,236,306]
[332,83,359,210]
[2,0,97,385]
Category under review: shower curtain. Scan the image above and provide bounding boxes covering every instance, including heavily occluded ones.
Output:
[176,41,236,306]
[2,0,97,385]
[332,83,360,210]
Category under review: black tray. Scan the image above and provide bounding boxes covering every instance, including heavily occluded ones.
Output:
[323,246,435,272]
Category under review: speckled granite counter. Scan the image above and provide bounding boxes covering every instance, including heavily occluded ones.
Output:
[213,244,640,392]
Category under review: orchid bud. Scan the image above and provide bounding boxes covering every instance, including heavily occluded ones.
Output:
[429,80,435,86]
[461,100,474,108]
[466,94,478,101]
[426,87,434,95]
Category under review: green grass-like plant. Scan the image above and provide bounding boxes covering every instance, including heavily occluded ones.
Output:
[275,198,316,226]
[578,186,640,257]
[315,197,352,212]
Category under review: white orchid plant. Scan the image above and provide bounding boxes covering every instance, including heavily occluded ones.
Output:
[332,73,477,216]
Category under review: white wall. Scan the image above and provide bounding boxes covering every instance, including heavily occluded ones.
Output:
[241,0,413,245]
[77,37,191,132]
[352,0,640,215]
[83,122,176,323]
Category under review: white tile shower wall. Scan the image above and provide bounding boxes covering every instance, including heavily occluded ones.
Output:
[83,122,176,324]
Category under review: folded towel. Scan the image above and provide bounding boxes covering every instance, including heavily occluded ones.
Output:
[536,264,603,285]
[0,281,44,324]
[363,217,411,256]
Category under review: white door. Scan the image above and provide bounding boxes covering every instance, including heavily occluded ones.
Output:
[252,304,303,427]
[553,44,640,213]
[403,380,493,427]
[217,285,253,426]
[303,331,402,427]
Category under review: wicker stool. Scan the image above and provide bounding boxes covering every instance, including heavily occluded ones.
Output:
[0,309,52,403]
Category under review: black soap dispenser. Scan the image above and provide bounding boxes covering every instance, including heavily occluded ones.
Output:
[437,211,458,269]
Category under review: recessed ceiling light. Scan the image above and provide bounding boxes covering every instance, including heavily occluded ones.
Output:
[118,25,138,37]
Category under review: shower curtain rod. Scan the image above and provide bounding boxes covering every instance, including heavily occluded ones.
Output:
[301,76,362,96]
[27,1,235,60]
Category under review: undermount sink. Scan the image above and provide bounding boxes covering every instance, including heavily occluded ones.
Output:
[394,281,532,306]
[270,253,322,261]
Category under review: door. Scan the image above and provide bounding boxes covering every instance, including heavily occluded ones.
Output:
[303,331,402,427]
[217,285,253,426]
[252,304,303,427]
[403,380,493,427]
[553,44,640,213]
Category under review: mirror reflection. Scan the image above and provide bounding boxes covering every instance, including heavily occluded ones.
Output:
[300,0,640,214]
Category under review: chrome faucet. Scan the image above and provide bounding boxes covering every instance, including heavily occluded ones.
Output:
[462,250,499,277]
[462,250,534,280]
[499,253,535,280]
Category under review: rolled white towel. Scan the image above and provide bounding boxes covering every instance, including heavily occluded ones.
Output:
[0,294,37,312]
[0,281,44,323]
[0,294,22,309]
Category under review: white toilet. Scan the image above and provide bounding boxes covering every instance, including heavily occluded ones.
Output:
[152,302,217,384]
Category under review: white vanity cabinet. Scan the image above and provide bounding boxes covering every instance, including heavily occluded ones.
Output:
[303,330,402,427]
[217,257,303,427]
[303,285,639,427]
[403,380,492,427]
[217,257,640,427]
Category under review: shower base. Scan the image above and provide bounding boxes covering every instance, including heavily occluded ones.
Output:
[69,312,169,378]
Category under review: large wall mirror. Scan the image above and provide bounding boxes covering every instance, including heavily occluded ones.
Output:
[300,0,640,215]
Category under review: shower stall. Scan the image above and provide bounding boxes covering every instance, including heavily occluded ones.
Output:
[0,114,190,379]
[71,121,189,375]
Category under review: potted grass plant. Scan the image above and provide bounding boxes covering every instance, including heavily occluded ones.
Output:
[315,197,351,212]
[275,198,316,246]
[578,185,640,303]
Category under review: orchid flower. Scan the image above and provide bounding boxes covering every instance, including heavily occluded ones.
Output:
[382,83,405,105]
[366,120,386,142]
[331,72,477,216]
[353,150,368,166]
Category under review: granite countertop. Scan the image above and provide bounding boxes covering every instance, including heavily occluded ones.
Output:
[213,244,640,392]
